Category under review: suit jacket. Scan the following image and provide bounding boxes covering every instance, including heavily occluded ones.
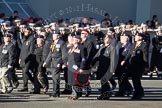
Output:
[152,36,162,51]
[92,44,117,80]
[67,44,87,85]
[83,36,97,68]
[0,42,16,67]
[124,41,148,68]
[115,42,132,76]
[19,35,35,67]
[42,40,52,61]
[73,45,87,70]
[45,39,65,68]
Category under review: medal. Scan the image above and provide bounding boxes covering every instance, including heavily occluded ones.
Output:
[56,48,60,52]
[2,49,8,54]
[137,50,140,54]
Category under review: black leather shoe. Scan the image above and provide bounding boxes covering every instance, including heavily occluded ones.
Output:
[68,96,79,100]
[61,90,72,94]
[150,73,153,78]
[30,91,40,94]
[115,92,125,97]
[43,87,48,94]
[131,96,142,100]
[131,94,144,100]
[125,90,133,96]
[13,82,19,89]
[111,83,117,90]
[158,74,162,78]
[6,87,13,94]
[49,93,60,97]
[97,95,110,100]
[18,88,28,92]
[85,91,91,97]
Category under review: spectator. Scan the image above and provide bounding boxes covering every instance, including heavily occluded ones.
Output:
[151,15,158,29]
[0,12,6,24]
[101,13,112,27]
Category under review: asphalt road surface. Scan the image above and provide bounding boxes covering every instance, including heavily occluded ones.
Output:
[0,78,162,108]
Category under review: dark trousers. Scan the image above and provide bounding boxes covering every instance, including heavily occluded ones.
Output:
[32,60,49,92]
[8,67,19,86]
[63,67,72,91]
[32,65,49,92]
[129,66,144,97]
[33,72,41,92]
[22,62,34,89]
[37,71,49,89]
[100,78,111,97]
[150,49,162,71]
[72,86,82,97]
[51,68,60,95]
[118,75,132,95]
[109,76,116,87]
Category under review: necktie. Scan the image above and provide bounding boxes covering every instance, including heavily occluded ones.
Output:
[69,46,77,55]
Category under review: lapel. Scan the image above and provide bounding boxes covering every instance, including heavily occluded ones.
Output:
[137,42,143,49]
[134,41,142,49]
[56,39,59,44]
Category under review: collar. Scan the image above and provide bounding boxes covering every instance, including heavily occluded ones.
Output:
[121,42,127,47]
[54,39,59,43]
[136,41,142,44]
[105,43,110,47]
[74,44,79,48]
[4,42,9,46]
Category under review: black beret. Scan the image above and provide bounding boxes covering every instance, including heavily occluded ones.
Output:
[4,33,12,38]
[135,32,144,37]
[121,32,130,37]
[73,35,81,40]
[37,35,44,39]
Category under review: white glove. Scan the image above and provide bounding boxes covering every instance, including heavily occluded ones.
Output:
[8,65,12,68]
[96,45,100,49]
[79,69,84,73]
[57,64,61,68]
[121,61,125,66]
[43,62,46,67]
[62,64,67,69]
[19,59,21,64]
